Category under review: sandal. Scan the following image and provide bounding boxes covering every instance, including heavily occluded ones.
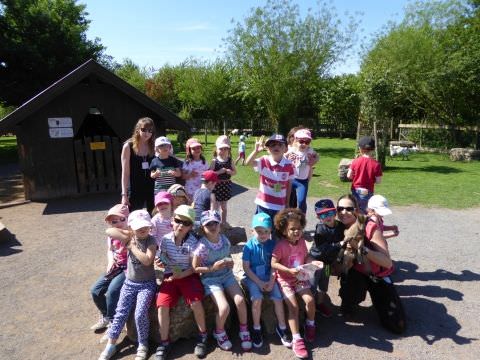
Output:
[135,344,149,360]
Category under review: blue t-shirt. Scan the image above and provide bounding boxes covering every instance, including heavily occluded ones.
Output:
[242,236,276,282]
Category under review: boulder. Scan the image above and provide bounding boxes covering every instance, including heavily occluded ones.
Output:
[450,148,480,161]
[338,158,352,182]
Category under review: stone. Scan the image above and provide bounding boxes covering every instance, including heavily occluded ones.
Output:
[338,158,353,182]
[450,148,480,161]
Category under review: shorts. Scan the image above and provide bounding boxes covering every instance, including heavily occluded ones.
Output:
[242,277,282,301]
[156,273,204,307]
[201,271,238,296]
[239,152,245,159]
[276,277,311,299]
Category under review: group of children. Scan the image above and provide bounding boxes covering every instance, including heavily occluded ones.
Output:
[92,131,399,359]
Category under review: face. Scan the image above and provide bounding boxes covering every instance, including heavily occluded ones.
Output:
[156,202,171,213]
[190,145,202,157]
[133,226,151,239]
[318,210,336,227]
[218,147,229,156]
[203,221,220,237]
[294,137,311,151]
[284,219,303,243]
[157,143,171,155]
[138,124,153,141]
[267,141,286,159]
[172,216,193,236]
[107,215,127,229]
[253,226,271,242]
[337,198,357,227]
[173,195,188,208]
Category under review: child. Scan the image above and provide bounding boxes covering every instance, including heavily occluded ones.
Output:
[245,134,295,220]
[98,210,157,360]
[271,208,322,359]
[210,135,237,229]
[242,213,291,349]
[285,128,319,213]
[150,136,182,195]
[367,195,399,239]
[347,136,383,213]
[167,184,191,209]
[192,210,252,352]
[234,135,246,166]
[154,205,208,360]
[90,204,129,332]
[182,138,210,200]
[192,170,218,229]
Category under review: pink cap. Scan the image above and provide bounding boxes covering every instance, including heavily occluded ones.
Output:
[105,204,129,221]
[154,191,174,207]
[294,129,312,139]
[186,137,202,149]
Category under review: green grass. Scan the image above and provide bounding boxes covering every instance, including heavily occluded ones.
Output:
[0,136,18,164]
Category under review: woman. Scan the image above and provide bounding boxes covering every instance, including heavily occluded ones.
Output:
[337,194,406,334]
[121,117,156,213]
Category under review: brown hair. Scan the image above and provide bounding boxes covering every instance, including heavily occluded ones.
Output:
[273,208,306,237]
[131,117,156,156]
[286,125,306,146]
[337,194,360,214]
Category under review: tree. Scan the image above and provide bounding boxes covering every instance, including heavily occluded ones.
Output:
[0,0,108,106]
[114,58,150,93]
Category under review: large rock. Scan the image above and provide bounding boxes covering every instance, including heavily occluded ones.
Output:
[450,148,480,161]
[338,158,353,182]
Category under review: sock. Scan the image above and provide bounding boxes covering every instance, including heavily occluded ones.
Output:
[239,323,248,332]
[292,333,301,340]
[199,330,207,337]
[306,319,315,326]
[253,325,261,330]
[278,324,287,330]
[215,328,225,334]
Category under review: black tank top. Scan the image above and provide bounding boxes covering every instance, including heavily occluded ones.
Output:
[128,142,154,192]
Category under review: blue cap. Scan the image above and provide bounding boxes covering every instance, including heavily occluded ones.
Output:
[314,199,336,215]
[200,210,221,225]
[251,213,273,229]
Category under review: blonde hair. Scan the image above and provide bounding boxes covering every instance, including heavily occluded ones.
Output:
[131,117,156,156]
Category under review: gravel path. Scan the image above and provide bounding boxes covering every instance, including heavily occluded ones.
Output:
[0,186,479,360]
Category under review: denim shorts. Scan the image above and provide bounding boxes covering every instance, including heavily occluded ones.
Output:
[242,277,283,301]
[201,271,238,296]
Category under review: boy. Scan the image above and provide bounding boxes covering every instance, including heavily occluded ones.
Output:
[150,136,182,194]
[245,134,294,220]
[242,213,291,349]
[192,170,218,229]
[367,194,399,239]
[347,136,383,213]
[234,135,246,166]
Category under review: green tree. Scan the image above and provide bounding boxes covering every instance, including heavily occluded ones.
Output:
[0,0,108,106]
[114,58,150,93]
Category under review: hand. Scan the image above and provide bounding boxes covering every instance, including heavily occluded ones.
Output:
[127,238,137,250]
[106,262,114,273]
[167,170,176,176]
[225,169,232,175]
[392,225,399,236]
[263,281,274,292]
[154,257,165,268]
[212,260,226,271]
[190,170,197,178]
[289,267,300,276]
[254,136,265,152]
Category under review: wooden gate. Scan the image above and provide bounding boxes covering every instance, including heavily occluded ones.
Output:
[73,136,122,195]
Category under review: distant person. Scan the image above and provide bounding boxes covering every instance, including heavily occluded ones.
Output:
[234,135,246,166]
[367,194,399,240]
[347,136,382,213]
[150,136,182,195]
[121,117,156,213]
[182,137,210,200]
[192,170,218,230]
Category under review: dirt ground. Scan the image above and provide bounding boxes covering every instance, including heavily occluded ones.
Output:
[0,177,479,360]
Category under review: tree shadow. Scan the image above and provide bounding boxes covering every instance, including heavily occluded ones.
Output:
[385,165,463,174]
[42,193,120,215]
[393,260,480,283]
[231,182,250,197]
[0,227,22,257]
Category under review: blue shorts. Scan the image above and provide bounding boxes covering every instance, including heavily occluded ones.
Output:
[201,271,238,296]
[242,277,283,301]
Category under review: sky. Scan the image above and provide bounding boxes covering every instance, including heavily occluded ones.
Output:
[82,0,414,75]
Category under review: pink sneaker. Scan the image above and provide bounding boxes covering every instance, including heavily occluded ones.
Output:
[292,338,308,359]
[213,331,232,351]
[239,330,252,351]
[304,323,316,343]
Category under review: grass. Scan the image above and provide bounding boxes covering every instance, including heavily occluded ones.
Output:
[1,135,479,208]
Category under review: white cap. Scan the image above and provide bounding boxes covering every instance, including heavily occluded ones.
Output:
[155,136,171,147]
[368,195,392,216]
[128,209,152,230]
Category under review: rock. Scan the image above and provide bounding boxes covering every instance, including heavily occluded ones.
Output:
[450,148,480,161]
[223,226,247,245]
[338,158,352,182]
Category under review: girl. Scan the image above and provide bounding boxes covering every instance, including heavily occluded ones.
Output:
[210,135,236,229]
[271,208,322,359]
[121,117,156,213]
[182,137,210,200]
[98,210,157,360]
[336,194,406,334]
[150,136,182,195]
[167,184,191,209]
[285,128,318,213]
[192,210,252,352]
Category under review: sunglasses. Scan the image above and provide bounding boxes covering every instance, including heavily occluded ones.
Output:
[110,217,126,225]
[204,221,220,227]
[337,206,355,213]
[319,210,336,219]
[140,128,153,133]
[173,218,193,226]
[297,139,311,145]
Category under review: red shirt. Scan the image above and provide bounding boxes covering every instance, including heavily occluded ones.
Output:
[349,156,382,193]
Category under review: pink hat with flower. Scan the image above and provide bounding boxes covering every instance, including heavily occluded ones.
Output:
[294,129,312,139]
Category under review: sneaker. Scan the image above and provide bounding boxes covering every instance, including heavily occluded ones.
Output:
[292,338,308,359]
[317,302,333,318]
[251,328,263,348]
[136,344,149,360]
[304,323,316,343]
[98,343,117,360]
[155,343,170,360]
[213,331,232,351]
[239,330,252,351]
[91,316,110,331]
[194,334,208,358]
[275,325,292,348]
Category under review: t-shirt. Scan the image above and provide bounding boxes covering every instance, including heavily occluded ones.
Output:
[109,236,128,267]
[126,235,156,282]
[182,159,210,198]
[348,155,382,193]
[149,156,183,193]
[272,237,308,283]
[254,155,295,211]
[193,234,232,279]
[193,187,212,221]
[151,213,173,247]
[238,141,246,153]
[158,232,198,275]
[309,220,345,264]
[285,148,318,180]
[242,237,275,282]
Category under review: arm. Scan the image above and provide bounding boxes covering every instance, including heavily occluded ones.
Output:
[245,136,265,167]
[106,228,131,244]
[375,176,382,184]
[128,240,156,266]
[227,161,237,177]
[271,256,299,276]
[121,143,131,205]
[210,192,218,211]
[362,229,392,269]
[242,260,267,288]
[106,239,115,271]
[285,179,292,206]
[347,168,353,180]
[192,254,228,274]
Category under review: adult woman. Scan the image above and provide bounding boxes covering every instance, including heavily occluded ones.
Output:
[337,194,406,334]
[121,117,156,213]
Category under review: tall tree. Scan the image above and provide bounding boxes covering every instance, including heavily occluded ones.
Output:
[0,0,108,106]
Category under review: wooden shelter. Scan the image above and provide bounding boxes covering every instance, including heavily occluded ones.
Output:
[0,59,190,201]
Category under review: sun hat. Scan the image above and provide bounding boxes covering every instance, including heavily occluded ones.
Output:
[174,205,195,222]
[200,210,222,226]
[215,135,231,149]
[294,129,312,140]
[168,184,187,197]
[186,137,202,149]
[367,195,392,216]
[314,199,336,215]
[358,136,375,150]
[105,204,130,221]
[265,134,287,147]
[155,136,171,147]
[239,135,246,141]
[251,213,272,229]
[154,191,174,207]
[128,209,152,230]
[201,170,218,183]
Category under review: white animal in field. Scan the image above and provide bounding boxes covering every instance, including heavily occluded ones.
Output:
[389,144,419,160]
[229,128,239,136]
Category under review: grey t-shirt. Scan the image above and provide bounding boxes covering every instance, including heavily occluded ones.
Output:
[126,235,156,282]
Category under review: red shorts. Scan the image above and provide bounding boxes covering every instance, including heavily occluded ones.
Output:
[156,273,204,307]
[239,152,245,159]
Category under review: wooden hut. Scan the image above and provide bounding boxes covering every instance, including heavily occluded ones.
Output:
[0,59,190,201]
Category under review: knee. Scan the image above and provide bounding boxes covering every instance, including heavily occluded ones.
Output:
[252,299,262,311]
[218,302,230,317]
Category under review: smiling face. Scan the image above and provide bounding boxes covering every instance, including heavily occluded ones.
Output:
[266,141,286,161]
[190,145,202,159]
[337,197,358,228]
[294,137,311,151]
[284,219,303,243]
[253,226,271,243]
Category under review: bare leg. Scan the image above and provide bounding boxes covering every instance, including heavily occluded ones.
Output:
[284,294,300,334]
[191,300,207,333]
[273,299,287,327]
[158,306,170,341]
[210,291,230,330]
[226,282,248,324]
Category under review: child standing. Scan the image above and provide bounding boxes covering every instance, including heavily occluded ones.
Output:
[98,210,157,360]
[210,135,237,229]
[242,213,291,349]
[192,210,252,352]
[367,195,399,239]
[347,136,383,213]
[192,170,218,229]
[155,205,208,360]
[234,135,246,166]
[150,136,182,195]
[182,138,210,200]
[271,208,322,359]
[245,134,295,220]
[285,128,318,213]
[90,204,130,332]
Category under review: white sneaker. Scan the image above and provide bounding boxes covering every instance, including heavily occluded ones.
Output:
[239,330,252,351]
[213,331,232,351]
[98,344,117,360]
[90,316,110,331]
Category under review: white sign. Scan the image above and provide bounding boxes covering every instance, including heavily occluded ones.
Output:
[48,117,72,128]
[49,127,74,138]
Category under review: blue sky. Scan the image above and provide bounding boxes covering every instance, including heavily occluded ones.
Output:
[83,0,413,74]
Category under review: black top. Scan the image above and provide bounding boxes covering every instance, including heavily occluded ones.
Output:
[128,142,154,193]
[213,158,232,181]
[309,220,346,264]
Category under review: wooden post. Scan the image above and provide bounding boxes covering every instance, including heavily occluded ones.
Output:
[373,121,378,160]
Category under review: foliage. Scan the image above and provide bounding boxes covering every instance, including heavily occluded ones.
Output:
[114,58,151,93]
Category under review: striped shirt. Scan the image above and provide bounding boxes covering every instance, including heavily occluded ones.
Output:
[159,232,198,275]
[151,213,173,247]
[254,155,295,211]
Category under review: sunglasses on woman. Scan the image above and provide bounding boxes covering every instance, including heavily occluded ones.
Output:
[297,139,311,145]
[173,218,193,226]
[337,206,355,213]
[140,128,153,133]
[110,217,126,225]
[319,210,336,219]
